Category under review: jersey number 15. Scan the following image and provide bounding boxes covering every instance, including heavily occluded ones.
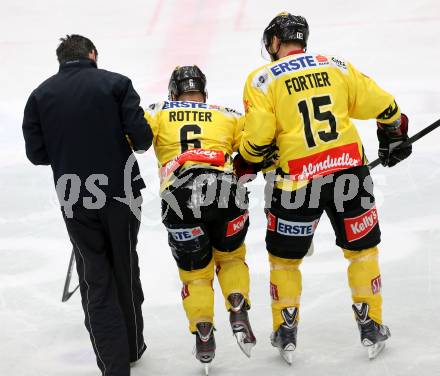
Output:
[298,95,339,148]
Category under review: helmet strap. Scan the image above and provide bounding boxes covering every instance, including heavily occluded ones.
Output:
[269,42,281,61]
[269,37,281,61]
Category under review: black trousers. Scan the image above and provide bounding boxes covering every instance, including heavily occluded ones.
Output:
[63,198,146,376]
[161,170,249,271]
[266,166,381,259]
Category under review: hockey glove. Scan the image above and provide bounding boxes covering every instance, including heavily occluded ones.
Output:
[377,113,412,167]
[233,153,259,180]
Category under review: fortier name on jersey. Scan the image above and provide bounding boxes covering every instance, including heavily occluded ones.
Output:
[284,71,331,94]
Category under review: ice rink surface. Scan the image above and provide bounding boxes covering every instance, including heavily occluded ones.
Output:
[1,0,440,375]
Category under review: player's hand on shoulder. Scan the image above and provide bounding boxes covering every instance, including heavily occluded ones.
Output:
[377,113,412,167]
[233,153,259,180]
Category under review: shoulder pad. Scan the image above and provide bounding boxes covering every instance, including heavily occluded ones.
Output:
[250,67,273,94]
[328,55,349,73]
[224,107,242,116]
[208,104,242,118]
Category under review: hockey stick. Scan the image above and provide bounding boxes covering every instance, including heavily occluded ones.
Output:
[61,248,79,302]
[295,118,438,257]
[368,118,440,170]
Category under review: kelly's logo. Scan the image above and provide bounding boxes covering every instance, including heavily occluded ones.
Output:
[226,211,249,237]
[344,207,379,242]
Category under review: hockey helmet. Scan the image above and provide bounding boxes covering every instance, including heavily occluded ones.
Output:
[168,65,207,101]
[262,12,309,60]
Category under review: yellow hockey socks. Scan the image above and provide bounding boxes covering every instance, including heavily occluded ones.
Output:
[213,243,250,310]
[269,253,302,331]
[343,246,383,324]
[178,258,215,333]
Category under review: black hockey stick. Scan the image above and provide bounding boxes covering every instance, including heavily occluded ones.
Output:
[61,248,79,302]
[368,118,440,169]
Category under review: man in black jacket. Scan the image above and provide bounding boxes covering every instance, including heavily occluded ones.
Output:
[22,35,153,376]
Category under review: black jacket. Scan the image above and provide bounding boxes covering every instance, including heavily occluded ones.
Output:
[22,59,153,200]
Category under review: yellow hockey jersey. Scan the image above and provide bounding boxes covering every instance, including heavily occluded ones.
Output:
[240,51,401,190]
[145,101,243,190]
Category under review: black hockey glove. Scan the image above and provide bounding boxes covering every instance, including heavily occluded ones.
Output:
[377,113,412,167]
[233,153,260,180]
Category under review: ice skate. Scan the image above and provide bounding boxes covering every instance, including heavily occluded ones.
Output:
[352,303,391,360]
[270,307,298,365]
[228,293,256,358]
[194,322,216,374]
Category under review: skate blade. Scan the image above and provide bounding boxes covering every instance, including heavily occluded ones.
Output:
[198,358,213,375]
[367,342,385,360]
[234,332,255,358]
[194,348,215,367]
[279,344,295,365]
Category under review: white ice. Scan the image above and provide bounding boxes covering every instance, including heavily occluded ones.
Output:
[1,0,439,375]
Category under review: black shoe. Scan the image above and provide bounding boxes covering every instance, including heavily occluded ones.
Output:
[352,303,391,359]
[270,307,298,365]
[195,322,216,364]
[228,293,256,357]
[130,342,147,367]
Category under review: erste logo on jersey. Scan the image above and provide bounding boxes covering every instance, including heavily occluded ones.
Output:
[316,55,329,64]
[167,226,204,241]
[269,54,347,78]
[344,206,379,242]
[288,143,362,181]
[267,212,319,237]
[162,101,234,112]
[270,54,330,77]
[226,211,249,237]
[163,101,208,110]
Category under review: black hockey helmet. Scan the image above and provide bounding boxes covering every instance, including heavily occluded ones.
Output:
[262,12,309,60]
[168,65,207,101]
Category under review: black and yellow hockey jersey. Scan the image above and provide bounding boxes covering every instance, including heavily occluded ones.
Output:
[145,101,243,190]
[240,50,401,190]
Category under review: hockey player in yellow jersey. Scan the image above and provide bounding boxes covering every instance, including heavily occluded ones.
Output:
[145,66,256,369]
[236,12,412,363]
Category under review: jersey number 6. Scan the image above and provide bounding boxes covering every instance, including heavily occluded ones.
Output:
[298,95,339,148]
[180,124,202,153]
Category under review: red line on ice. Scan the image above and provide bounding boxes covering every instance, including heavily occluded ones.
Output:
[234,0,247,31]
[146,0,222,93]
[146,0,165,35]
